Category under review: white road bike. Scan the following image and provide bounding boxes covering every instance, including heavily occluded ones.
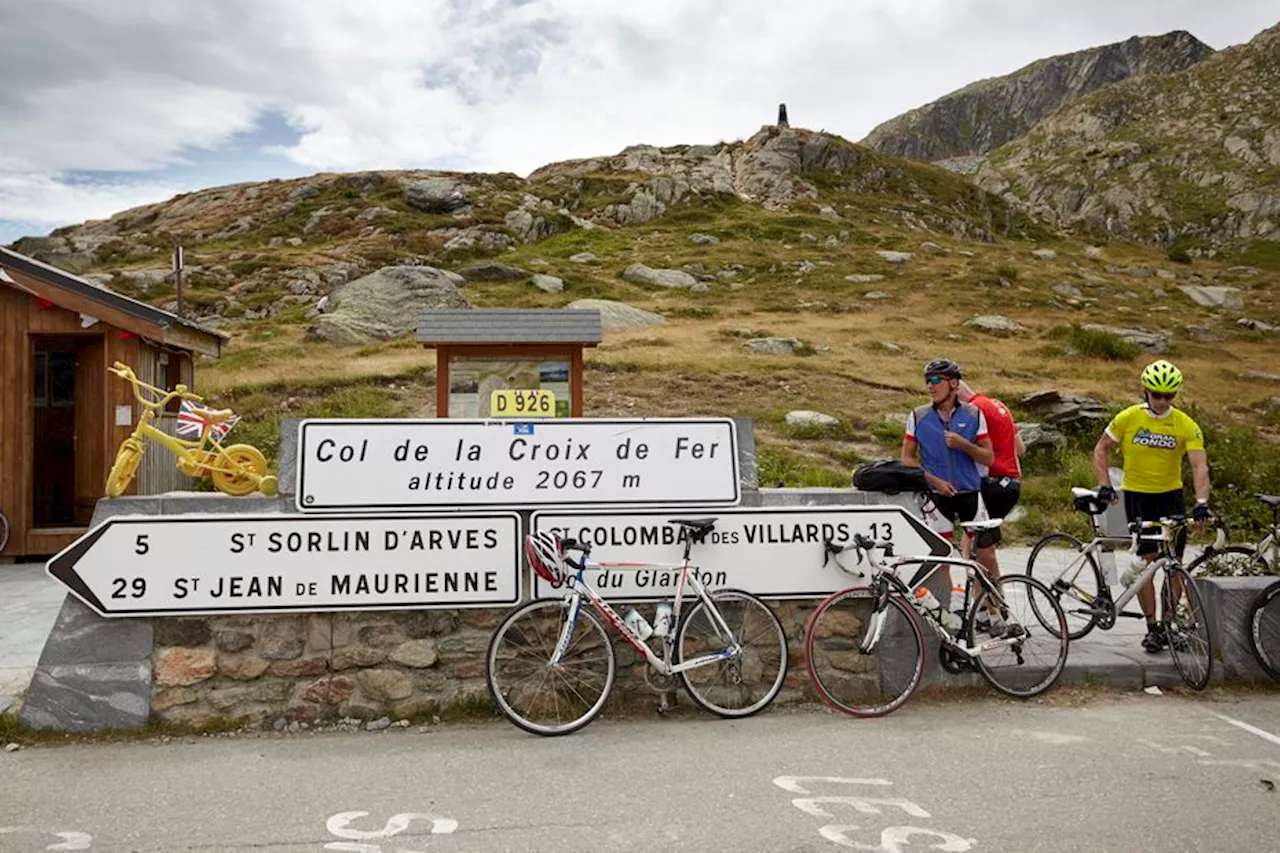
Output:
[485,517,788,736]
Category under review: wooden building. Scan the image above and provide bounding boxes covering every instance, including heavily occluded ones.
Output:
[0,247,226,558]
[416,308,602,418]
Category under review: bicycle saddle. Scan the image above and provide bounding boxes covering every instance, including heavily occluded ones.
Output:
[1257,494,1280,508]
[191,405,236,423]
[668,517,717,534]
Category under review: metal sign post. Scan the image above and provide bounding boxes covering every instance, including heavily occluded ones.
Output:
[295,417,741,512]
[46,513,522,617]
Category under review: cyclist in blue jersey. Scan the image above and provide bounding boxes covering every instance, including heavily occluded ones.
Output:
[902,359,996,626]
[902,359,994,524]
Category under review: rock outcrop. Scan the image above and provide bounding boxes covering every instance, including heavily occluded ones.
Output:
[862,30,1212,166]
[306,266,470,345]
[975,23,1280,250]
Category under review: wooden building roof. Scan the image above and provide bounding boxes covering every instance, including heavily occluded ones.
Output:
[0,246,227,357]
[416,308,602,346]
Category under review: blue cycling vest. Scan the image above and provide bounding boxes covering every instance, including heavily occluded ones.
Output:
[908,402,984,492]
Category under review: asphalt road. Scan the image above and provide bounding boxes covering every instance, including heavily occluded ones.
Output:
[3,693,1279,852]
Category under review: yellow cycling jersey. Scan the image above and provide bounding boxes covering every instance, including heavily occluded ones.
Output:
[1105,404,1205,494]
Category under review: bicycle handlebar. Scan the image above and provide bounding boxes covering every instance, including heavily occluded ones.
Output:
[109,361,203,409]
[822,535,894,578]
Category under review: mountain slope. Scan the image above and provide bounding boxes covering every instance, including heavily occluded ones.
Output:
[9,125,1040,325]
[974,22,1280,255]
[862,30,1212,168]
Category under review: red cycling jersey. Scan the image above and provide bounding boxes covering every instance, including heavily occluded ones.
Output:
[969,394,1021,479]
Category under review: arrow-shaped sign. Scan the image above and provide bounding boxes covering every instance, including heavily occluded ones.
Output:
[530,504,953,600]
[46,513,522,617]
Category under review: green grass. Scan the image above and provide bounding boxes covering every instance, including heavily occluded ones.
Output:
[1237,240,1280,272]
[757,448,849,488]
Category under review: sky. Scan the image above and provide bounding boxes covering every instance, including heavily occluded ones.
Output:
[1,0,1276,245]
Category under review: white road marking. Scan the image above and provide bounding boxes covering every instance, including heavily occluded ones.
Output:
[819,825,975,852]
[773,776,893,794]
[792,797,931,819]
[1213,713,1280,747]
[1197,759,1280,771]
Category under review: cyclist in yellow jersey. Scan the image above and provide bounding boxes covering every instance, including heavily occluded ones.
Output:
[1092,360,1212,653]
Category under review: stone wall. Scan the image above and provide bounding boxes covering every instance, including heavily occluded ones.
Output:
[148,601,827,727]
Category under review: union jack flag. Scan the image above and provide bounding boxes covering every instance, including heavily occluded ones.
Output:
[175,398,240,441]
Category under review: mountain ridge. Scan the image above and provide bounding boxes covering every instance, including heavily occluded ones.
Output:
[861,30,1214,167]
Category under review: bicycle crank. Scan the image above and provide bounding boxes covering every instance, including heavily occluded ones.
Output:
[938,643,975,674]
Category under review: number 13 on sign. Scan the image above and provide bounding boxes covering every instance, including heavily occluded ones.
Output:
[491,389,555,417]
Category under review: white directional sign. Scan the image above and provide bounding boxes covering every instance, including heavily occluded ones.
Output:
[295,418,740,512]
[530,506,951,600]
[46,513,522,617]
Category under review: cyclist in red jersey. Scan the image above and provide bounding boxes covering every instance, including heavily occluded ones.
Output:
[956,378,1024,630]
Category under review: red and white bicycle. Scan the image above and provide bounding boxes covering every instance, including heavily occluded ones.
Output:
[485,517,788,736]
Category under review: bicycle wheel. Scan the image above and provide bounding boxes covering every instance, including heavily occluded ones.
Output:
[1248,580,1280,682]
[804,588,925,718]
[676,588,787,718]
[211,444,268,497]
[485,598,616,736]
[1025,532,1103,640]
[1162,565,1213,691]
[105,441,145,497]
[0,510,9,554]
[968,575,1069,698]
[1186,546,1267,578]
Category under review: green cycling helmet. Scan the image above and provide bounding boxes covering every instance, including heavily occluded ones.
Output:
[1141,360,1184,394]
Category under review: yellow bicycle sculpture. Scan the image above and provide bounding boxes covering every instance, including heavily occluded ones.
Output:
[105,361,278,498]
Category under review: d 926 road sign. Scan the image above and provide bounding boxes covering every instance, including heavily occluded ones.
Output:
[46,513,522,617]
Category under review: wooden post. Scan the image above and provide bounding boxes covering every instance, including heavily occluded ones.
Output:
[173,242,185,317]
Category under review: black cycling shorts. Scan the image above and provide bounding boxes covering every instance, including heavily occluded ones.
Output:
[1123,489,1186,557]
[977,476,1022,548]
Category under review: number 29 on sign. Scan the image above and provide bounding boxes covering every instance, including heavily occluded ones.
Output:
[491,389,555,417]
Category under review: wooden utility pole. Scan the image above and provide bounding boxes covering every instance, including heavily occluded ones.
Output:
[172,241,185,317]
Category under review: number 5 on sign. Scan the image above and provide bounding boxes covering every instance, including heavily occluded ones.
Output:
[491,389,555,417]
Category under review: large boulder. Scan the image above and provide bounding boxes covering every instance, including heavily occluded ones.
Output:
[306,266,470,345]
[459,262,529,281]
[622,263,698,288]
[1020,390,1109,429]
[403,177,469,214]
[565,299,662,330]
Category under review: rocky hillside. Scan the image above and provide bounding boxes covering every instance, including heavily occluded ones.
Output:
[10,124,1037,332]
[861,30,1212,169]
[975,23,1280,256]
[7,119,1280,540]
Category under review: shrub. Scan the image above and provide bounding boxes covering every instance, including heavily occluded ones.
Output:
[1045,324,1141,361]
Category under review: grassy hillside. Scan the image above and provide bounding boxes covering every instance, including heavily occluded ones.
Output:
[9,127,1280,542]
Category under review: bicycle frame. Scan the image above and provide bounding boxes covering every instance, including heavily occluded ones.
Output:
[1053,521,1191,618]
[129,408,241,474]
[549,552,740,677]
[828,543,1021,659]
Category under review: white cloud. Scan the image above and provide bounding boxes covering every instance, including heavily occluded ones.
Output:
[1,0,1276,235]
[0,171,185,228]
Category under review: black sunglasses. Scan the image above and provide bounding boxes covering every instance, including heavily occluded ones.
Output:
[1149,391,1176,401]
